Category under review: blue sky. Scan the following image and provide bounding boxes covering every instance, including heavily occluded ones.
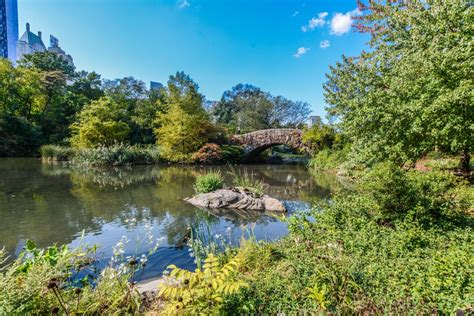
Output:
[18,0,368,118]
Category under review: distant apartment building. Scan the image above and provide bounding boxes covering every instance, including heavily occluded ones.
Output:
[17,22,74,67]
[150,81,163,91]
[308,115,322,128]
[0,0,19,63]
[48,35,74,66]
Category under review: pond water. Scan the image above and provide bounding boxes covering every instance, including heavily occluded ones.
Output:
[0,158,336,281]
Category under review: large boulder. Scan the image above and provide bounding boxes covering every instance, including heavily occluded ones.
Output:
[184,188,286,212]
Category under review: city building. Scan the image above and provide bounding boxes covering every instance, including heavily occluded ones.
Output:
[17,22,46,59]
[48,35,74,66]
[150,81,163,91]
[308,115,322,128]
[0,0,19,63]
[17,23,74,67]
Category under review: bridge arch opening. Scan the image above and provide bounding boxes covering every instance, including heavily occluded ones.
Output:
[243,144,304,163]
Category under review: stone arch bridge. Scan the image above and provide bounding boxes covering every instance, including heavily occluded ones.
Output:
[233,129,310,161]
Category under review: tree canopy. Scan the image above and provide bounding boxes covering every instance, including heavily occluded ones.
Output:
[324,0,473,171]
[154,72,215,162]
[213,83,311,133]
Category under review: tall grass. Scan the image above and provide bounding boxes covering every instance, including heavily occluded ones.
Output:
[40,144,160,167]
[40,145,75,162]
[227,166,265,195]
[194,171,225,193]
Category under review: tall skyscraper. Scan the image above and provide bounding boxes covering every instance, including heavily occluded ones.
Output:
[0,0,19,62]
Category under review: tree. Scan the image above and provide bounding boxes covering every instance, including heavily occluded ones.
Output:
[213,84,311,133]
[17,51,75,78]
[17,52,80,144]
[70,71,104,102]
[70,97,131,148]
[302,121,337,153]
[325,0,473,171]
[154,72,213,162]
[0,59,46,156]
[270,96,311,128]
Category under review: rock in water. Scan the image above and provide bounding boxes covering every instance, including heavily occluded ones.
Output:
[184,188,286,212]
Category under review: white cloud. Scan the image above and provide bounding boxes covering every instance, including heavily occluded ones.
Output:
[330,8,361,36]
[320,40,330,49]
[294,47,310,58]
[178,0,190,9]
[301,12,328,32]
[293,11,299,17]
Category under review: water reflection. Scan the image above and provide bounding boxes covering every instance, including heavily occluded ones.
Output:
[0,159,335,278]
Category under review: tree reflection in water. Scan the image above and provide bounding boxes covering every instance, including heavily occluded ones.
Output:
[0,159,338,277]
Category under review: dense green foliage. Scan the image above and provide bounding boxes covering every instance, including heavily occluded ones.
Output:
[0,241,147,314]
[324,0,473,171]
[159,253,247,314]
[40,144,160,166]
[225,164,473,314]
[0,52,106,156]
[70,97,131,148]
[309,146,350,171]
[154,72,219,162]
[194,171,225,193]
[212,83,311,133]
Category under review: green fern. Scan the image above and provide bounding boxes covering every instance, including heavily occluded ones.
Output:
[158,253,247,314]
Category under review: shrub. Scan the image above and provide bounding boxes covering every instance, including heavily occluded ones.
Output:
[0,241,144,314]
[227,167,473,314]
[0,232,163,314]
[72,144,160,167]
[158,253,247,314]
[192,143,223,164]
[0,114,42,157]
[194,171,224,193]
[228,167,264,195]
[302,122,336,153]
[308,146,350,171]
[221,145,244,164]
[358,162,473,223]
[40,145,75,161]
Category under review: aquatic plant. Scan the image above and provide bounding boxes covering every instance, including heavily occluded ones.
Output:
[194,171,224,193]
[0,228,163,314]
[228,167,265,196]
[40,145,75,162]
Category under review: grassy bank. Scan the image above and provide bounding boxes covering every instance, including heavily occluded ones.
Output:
[162,163,473,314]
[40,144,161,167]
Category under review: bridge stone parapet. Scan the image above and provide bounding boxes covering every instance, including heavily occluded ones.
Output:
[233,128,309,161]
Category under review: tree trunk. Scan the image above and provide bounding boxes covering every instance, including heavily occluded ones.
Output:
[459,149,470,173]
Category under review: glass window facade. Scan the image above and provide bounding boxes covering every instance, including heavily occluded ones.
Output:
[0,0,18,62]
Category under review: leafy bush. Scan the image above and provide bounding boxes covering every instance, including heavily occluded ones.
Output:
[39,144,161,166]
[0,114,42,157]
[221,145,244,164]
[72,144,160,167]
[194,171,224,193]
[302,122,336,153]
[308,146,350,171]
[40,145,75,161]
[225,166,473,314]
[158,253,247,314]
[358,162,473,223]
[0,240,146,314]
[0,230,164,315]
[228,167,265,195]
[192,143,223,164]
